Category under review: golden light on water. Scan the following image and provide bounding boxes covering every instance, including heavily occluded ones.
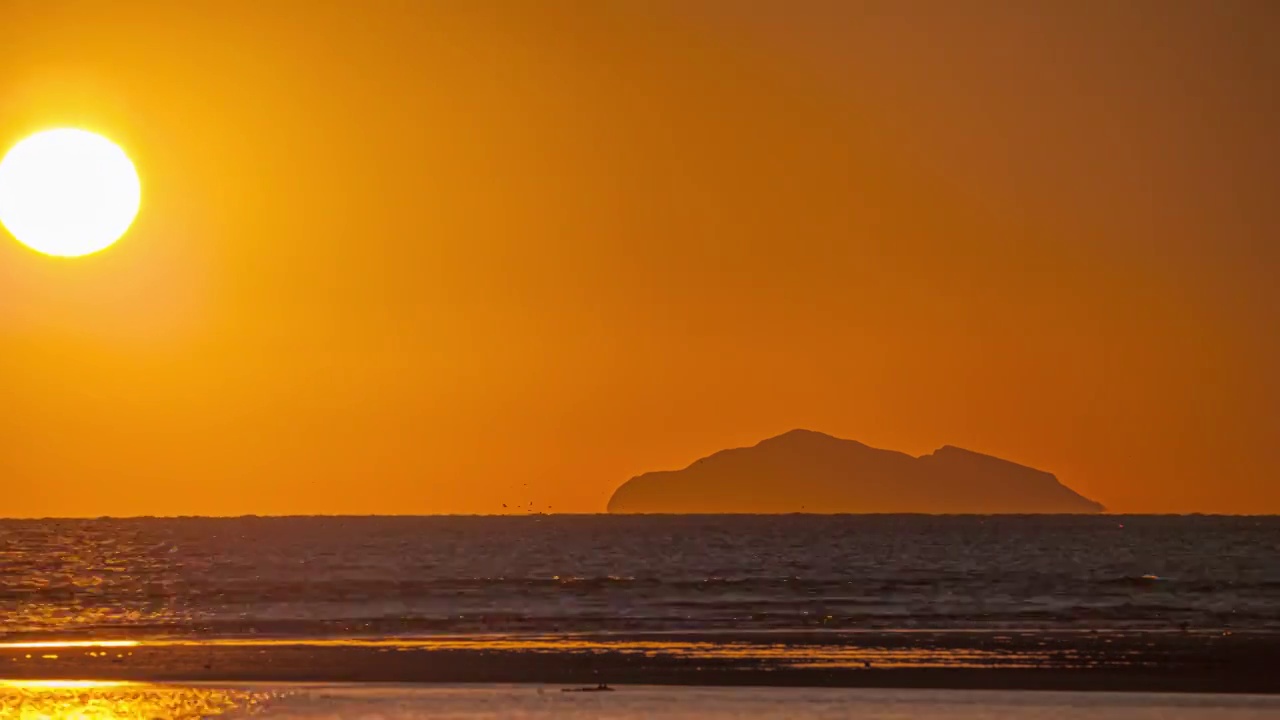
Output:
[0,680,138,690]
[0,641,140,650]
[0,635,1051,670]
[0,128,141,257]
[0,681,262,719]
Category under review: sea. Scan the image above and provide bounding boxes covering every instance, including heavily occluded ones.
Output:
[1,514,1277,640]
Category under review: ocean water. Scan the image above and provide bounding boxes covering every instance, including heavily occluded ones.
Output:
[0,515,1277,641]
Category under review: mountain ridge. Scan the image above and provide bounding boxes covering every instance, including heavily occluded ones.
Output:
[608,430,1104,514]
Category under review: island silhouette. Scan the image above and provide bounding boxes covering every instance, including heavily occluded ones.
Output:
[608,429,1104,514]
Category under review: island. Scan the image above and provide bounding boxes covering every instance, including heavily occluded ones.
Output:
[608,429,1104,514]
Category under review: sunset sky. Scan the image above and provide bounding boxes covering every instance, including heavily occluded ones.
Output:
[2,0,1277,516]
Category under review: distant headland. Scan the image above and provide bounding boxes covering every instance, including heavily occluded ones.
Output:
[608,429,1104,514]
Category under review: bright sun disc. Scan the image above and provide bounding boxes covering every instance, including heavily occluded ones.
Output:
[0,128,141,257]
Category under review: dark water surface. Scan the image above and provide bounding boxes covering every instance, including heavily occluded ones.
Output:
[1,515,1277,641]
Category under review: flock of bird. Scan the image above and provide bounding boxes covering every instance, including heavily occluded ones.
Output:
[502,483,553,513]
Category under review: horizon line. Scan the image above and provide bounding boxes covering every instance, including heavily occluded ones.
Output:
[2,512,1278,521]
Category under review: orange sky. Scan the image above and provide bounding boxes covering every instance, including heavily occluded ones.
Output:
[2,1,1277,516]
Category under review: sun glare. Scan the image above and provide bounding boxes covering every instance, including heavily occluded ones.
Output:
[0,128,141,257]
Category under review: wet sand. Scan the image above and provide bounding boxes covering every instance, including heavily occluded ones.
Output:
[2,631,1277,694]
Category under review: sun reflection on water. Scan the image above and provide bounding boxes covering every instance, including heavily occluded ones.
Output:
[0,681,139,690]
[0,635,1055,670]
[0,681,264,719]
[0,642,139,651]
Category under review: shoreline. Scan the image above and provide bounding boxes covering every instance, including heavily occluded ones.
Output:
[2,631,1276,695]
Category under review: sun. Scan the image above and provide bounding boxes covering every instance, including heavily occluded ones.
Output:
[0,128,141,257]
